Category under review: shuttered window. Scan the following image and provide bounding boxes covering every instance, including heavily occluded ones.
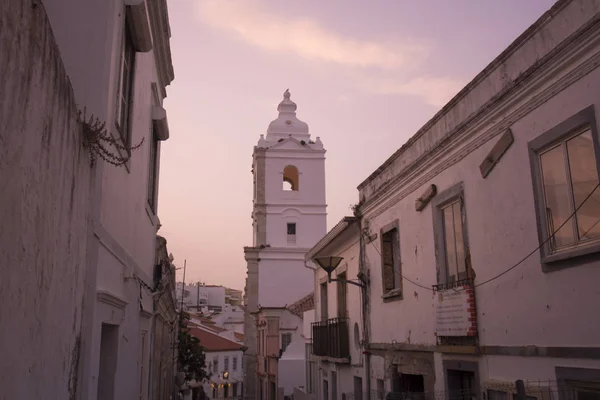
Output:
[381,226,401,297]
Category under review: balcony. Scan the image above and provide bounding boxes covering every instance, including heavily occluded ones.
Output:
[311,317,350,360]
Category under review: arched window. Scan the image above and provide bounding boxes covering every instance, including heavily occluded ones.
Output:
[283,165,299,191]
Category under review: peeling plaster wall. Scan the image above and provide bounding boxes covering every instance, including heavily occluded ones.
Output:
[0,0,92,398]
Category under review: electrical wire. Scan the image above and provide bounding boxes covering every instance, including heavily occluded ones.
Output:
[367,240,434,291]
[366,182,600,291]
[474,182,600,287]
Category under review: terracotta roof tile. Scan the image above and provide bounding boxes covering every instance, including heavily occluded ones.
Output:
[287,292,314,318]
[189,328,245,352]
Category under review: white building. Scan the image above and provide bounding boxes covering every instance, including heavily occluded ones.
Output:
[308,0,600,399]
[42,0,175,399]
[186,327,245,400]
[244,90,328,400]
[177,283,242,312]
[304,218,364,400]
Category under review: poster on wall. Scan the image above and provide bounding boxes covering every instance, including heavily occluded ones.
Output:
[434,289,475,337]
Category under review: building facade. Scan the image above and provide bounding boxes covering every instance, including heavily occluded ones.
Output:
[152,236,179,400]
[308,0,600,399]
[42,0,175,398]
[243,90,328,399]
[305,218,366,400]
[0,1,93,398]
[186,327,245,400]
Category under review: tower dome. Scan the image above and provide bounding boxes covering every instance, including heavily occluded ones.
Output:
[266,89,310,141]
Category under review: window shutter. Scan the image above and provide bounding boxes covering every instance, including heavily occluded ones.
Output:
[382,239,395,291]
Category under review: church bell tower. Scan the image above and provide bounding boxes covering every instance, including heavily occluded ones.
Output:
[243,90,328,399]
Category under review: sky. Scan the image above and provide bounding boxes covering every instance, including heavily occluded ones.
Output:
[159,0,557,290]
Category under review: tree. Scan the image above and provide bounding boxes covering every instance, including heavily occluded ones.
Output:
[177,312,208,383]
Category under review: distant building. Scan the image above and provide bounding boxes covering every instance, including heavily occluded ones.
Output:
[182,327,246,400]
[243,90,328,400]
[177,283,243,314]
[151,236,178,400]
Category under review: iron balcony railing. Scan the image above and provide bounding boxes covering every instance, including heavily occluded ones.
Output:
[311,317,350,359]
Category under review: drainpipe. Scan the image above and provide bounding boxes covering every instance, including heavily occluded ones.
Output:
[355,210,371,400]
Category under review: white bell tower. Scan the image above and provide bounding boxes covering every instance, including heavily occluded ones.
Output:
[243,90,328,399]
[249,89,327,305]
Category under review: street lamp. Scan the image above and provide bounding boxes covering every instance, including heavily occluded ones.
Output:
[313,256,366,289]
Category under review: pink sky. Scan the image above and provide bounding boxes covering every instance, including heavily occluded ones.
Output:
[159,0,556,290]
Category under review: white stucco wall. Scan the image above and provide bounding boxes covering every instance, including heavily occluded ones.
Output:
[0,2,92,398]
[279,311,308,395]
[42,0,173,399]
[311,223,365,398]
[258,257,314,307]
[364,56,600,352]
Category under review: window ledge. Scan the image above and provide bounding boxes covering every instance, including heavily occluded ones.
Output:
[125,0,153,52]
[542,241,600,272]
[382,289,402,302]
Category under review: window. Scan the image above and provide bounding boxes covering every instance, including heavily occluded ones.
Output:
[116,19,136,147]
[147,127,159,212]
[224,356,229,371]
[380,221,402,299]
[281,333,292,352]
[287,223,296,235]
[283,165,299,191]
[287,223,297,245]
[529,106,600,267]
[432,183,471,287]
[337,272,347,318]
[233,356,237,371]
[213,356,219,373]
[320,282,328,321]
[441,200,467,283]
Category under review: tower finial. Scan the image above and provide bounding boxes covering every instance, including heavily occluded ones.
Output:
[284,89,290,99]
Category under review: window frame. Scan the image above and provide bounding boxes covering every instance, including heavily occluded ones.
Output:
[528,105,600,271]
[232,356,237,371]
[115,17,136,149]
[281,333,292,352]
[380,220,402,301]
[555,366,600,400]
[336,271,348,318]
[432,182,471,287]
[147,125,159,213]
[320,281,328,321]
[287,223,296,235]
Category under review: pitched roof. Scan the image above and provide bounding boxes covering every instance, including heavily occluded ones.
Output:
[189,328,245,352]
[287,292,314,318]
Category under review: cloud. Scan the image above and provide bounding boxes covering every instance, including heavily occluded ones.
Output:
[194,0,464,107]
[361,75,466,107]
[195,0,429,70]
